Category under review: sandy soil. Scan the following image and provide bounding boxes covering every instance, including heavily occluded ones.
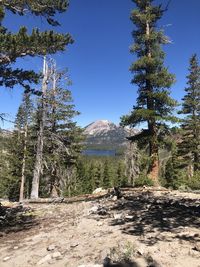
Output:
[0,189,200,267]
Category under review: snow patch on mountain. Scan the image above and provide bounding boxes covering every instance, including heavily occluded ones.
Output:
[84,120,117,136]
[83,120,138,148]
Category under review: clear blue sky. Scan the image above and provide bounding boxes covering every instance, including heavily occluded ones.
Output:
[1,0,200,129]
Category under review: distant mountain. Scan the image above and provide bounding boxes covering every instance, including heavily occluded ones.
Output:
[0,129,12,151]
[83,120,138,150]
[0,129,12,137]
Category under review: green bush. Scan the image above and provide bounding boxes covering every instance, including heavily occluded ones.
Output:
[134,175,154,187]
[163,156,190,189]
[187,171,200,190]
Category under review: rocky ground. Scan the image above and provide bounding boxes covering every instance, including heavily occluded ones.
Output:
[0,188,200,267]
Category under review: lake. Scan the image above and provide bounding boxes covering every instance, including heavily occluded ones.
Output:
[82,149,116,156]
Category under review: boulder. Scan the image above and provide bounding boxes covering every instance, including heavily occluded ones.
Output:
[93,188,107,194]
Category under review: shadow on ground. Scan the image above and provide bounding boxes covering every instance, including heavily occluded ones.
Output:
[103,255,160,267]
[109,191,200,245]
[0,204,38,233]
[103,258,141,267]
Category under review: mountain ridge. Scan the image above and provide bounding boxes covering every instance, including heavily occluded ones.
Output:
[83,119,138,150]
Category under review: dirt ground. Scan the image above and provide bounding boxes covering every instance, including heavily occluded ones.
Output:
[0,188,200,267]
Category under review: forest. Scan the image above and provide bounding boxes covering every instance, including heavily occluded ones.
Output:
[0,0,199,203]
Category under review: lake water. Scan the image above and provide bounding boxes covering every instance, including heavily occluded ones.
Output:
[82,149,116,156]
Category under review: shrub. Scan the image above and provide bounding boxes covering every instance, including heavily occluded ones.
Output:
[109,242,136,263]
[134,175,154,187]
[187,171,200,190]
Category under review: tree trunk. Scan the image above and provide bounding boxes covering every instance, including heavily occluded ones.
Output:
[49,66,58,196]
[187,164,194,179]
[194,152,199,172]
[19,123,28,202]
[148,122,159,184]
[148,155,159,184]
[193,115,199,172]
[50,183,59,198]
[31,56,48,199]
[125,142,140,185]
[145,19,159,184]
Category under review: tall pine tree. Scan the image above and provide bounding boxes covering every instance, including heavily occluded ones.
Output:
[45,62,83,197]
[7,92,34,200]
[31,59,83,198]
[0,1,73,92]
[121,0,177,183]
[179,54,200,174]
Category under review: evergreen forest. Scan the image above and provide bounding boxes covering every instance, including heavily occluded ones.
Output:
[0,0,200,202]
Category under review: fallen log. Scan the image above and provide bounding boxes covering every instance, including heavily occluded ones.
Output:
[25,191,109,204]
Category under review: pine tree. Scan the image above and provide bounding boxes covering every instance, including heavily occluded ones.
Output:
[31,57,49,199]
[7,92,34,200]
[0,130,11,198]
[0,1,73,92]
[121,0,177,183]
[95,162,104,188]
[103,159,113,188]
[18,92,33,201]
[115,161,126,187]
[31,59,83,198]
[88,162,98,192]
[46,62,83,197]
[76,158,91,195]
[164,140,182,189]
[179,54,200,174]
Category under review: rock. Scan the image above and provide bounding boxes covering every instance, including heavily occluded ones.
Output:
[13,246,19,250]
[3,256,11,262]
[146,255,162,267]
[137,257,150,266]
[93,188,107,194]
[113,213,123,220]
[97,221,103,226]
[112,196,118,201]
[88,205,107,216]
[52,251,62,259]
[189,248,199,257]
[47,244,56,251]
[70,242,79,248]
[97,207,107,216]
[94,232,102,238]
[193,244,200,252]
[89,206,99,214]
[125,215,134,220]
[37,254,52,265]
[51,197,64,203]
[137,247,144,256]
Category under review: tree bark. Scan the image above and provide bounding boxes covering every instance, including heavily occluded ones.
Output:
[148,122,159,184]
[19,123,28,202]
[31,56,48,199]
[125,142,140,185]
[145,19,159,183]
[193,110,199,172]
[49,63,58,197]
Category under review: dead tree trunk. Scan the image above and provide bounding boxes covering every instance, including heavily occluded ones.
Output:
[19,123,28,202]
[125,142,140,185]
[31,57,48,199]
